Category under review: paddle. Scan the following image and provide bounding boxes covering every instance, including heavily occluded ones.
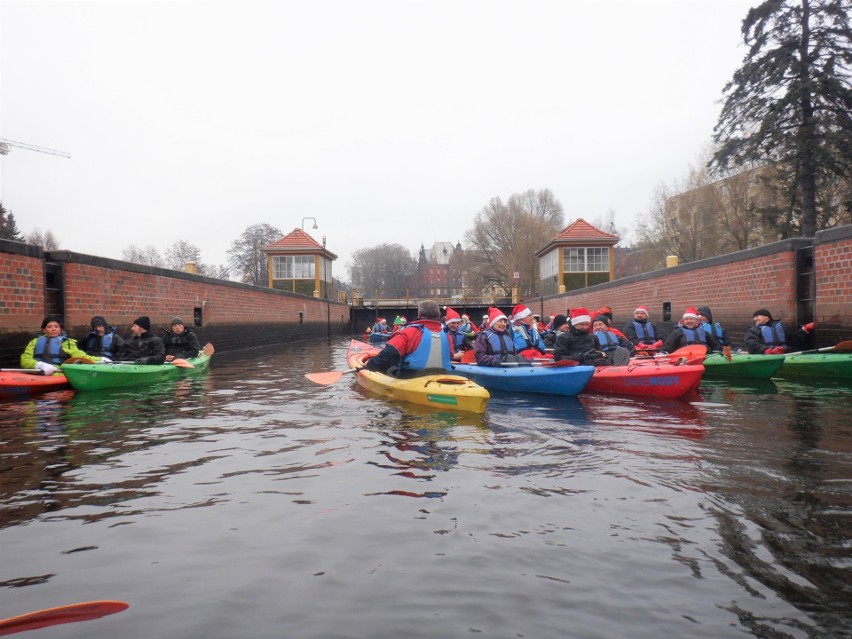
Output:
[0,369,45,375]
[0,600,128,636]
[786,339,852,356]
[722,345,732,363]
[305,367,363,385]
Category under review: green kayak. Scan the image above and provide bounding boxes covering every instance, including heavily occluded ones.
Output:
[775,352,852,379]
[702,352,786,379]
[62,349,213,391]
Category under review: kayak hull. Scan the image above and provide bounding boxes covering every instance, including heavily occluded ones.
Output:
[702,352,786,379]
[0,372,69,397]
[451,362,595,397]
[61,353,212,391]
[584,363,705,399]
[775,352,852,379]
[347,340,489,414]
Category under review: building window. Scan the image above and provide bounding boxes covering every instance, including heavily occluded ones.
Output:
[273,255,315,279]
[563,247,608,273]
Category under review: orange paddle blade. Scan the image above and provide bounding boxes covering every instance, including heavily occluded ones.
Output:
[0,600,129,636]
[305,370,347,385]
[460,349,476,364]
[542,359,579,367]
[170,359,195,369]
[203,343,215,357]
[723,345,732,363]
[834,340,852,353]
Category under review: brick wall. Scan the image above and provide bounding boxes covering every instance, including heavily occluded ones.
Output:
[0,241,46,333]
[813,227,852,345]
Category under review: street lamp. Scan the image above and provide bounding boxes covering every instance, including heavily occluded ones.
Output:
[302,217,319,231]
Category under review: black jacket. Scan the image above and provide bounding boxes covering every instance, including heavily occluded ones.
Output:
[162,328,201,359]
[121,331,166,364]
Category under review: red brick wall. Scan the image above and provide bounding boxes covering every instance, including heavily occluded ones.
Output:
[813,230,852,343]
[0,242,45,332]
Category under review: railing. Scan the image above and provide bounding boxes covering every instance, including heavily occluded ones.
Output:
[348,289,516,308]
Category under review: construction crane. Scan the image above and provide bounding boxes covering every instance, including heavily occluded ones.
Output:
[0,138,70,158]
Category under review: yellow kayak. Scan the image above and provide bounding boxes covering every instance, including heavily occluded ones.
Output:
[347,340,489,414]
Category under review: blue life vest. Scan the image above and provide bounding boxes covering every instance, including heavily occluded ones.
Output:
[701,321,725,342]
[400,325,451,371]
[594,330,620,352]
[83,331,116,357]
[680,326,708,345]
[446,326,466,350]
[512,324,545,353]
[631,320,656,341]
[485,329,515,357]
[34,336,65,364]
[759,322,786,346]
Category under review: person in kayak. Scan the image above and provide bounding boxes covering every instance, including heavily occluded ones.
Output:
[510,304,548,358]
[443,307,471,361]
[554,308,610,366]
[78,315,125,360]
[119,316,166,365]
[697,306,731,352]
[161,317,201,361]
[745,309,815,354]
[372,318,389,335]
[364,300,453,375]
[472,307,531,366]
[663,307,717,354]
[542,313,568,349]
[21,315,97,375]
[591,314,633,364]
[622,305,663,351]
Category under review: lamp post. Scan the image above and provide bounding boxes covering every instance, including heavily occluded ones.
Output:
[301,217,319,231]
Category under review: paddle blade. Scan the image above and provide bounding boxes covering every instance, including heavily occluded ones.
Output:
[460,349,476,364]
[723,346,732,363]
[305,370,346,385]
[834,340,852,353]
[542,359,580,367]
[0,369,45,375]
[170,359,195,369]
[671,345,707,364]
[0,600,129,636]
[203,343,215,357]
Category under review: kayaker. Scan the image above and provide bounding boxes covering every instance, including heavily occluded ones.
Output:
[21,315,98,375]
[479,314,490,332]
[364,300,453,375]
[472,307,531,366]
[443,307,471,361]
[622,305,663,351]
[372,318,389,335]
[662,307,717,354]
[510,304,548,358]
[697,306,731,351]
[459,314,478,335]
[595,306,628,340]
[119,316,166,365]
[542,314,568,349]
[554,308,610,366]
[79,315,125,360]
[745,309,788,354]
[591,314,633,364]
[162,317,201,361]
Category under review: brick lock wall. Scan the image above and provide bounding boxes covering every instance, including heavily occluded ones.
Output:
[0,242,45,333]
[813,230,852,345]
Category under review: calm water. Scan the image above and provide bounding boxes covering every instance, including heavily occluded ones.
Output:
[1,338,850,639]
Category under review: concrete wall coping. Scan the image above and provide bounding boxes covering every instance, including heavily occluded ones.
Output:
[0,238,44,259]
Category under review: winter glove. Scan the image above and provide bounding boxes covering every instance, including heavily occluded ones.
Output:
[99,357,112,363]
[802,322,814,332]
[133,358,146,365]
[34,361,58,375]
[636,342,651,350]
[651,340,663,349]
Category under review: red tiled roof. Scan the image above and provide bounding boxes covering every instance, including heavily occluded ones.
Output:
[263,228,337,259]
[554,218,619,242]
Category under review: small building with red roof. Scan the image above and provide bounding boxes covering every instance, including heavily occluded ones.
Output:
[535,219,619,295]
[262,229,338,298]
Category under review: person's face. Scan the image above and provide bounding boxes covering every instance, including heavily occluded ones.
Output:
[95,325,106,335]
[753,314,770,325]
[492,318,508,331]
[519,314,533,326]
[573,321,591,333]
[634,311,648,320]
[131,323,143,336]
[682,317,700,329]
[171,323,185,334]
[447,320,461,331]
[592,320,607,332]
[43,321,62,337]
[699,314,710,324]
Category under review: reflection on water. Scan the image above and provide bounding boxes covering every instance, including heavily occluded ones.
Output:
[0,338,850,638]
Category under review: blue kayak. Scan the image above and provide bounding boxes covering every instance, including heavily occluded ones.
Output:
[452,362,596,397]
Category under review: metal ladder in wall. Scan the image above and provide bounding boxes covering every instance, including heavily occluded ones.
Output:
[795,246,815,325]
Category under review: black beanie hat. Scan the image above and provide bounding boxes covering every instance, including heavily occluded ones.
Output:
[697,306,713,323]
[552,314,568,329]
[133,316,151,331]
[753,308,772,319]
[41,314,63,329]
[592,314,611,326]
[90,315,108,329]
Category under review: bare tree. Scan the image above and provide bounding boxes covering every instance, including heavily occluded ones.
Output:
[164,240,204,272]
[349,243,416,295]
[227,223,283,285]
[122,244,165,267]
[26,228,60,250]
[465,188,564,297]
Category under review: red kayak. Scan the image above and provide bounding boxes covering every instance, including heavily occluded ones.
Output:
[0,371,70,397]
[583,362,704,399]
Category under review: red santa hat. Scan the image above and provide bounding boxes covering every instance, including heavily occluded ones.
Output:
[634,305,648,315]
[511,304,532,321]
[487,307,508,324]
[569,307,591,324]
[444,307,461,323]
[682,306,701,319]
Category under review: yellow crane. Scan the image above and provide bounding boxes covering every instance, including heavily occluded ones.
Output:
[0,138,70,158]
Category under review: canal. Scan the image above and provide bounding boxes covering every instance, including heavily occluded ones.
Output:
[1,337,850,638]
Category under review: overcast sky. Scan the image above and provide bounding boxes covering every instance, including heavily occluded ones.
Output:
[1,0,756,277]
